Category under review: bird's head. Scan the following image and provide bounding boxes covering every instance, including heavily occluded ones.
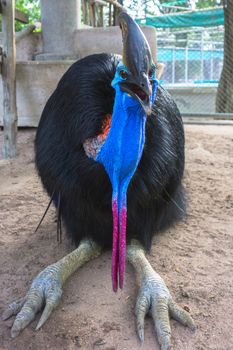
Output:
[117,11,156,115]
[96,12,158,292]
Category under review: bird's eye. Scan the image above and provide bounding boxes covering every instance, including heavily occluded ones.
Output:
[149,65,156,79]
[119,70,128,80]
[148,69,154,79]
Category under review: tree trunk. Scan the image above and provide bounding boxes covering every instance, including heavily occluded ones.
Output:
[2,0,17,158]
[216,0,233,113]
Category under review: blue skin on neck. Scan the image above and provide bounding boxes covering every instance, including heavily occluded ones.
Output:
[96,62,158,291]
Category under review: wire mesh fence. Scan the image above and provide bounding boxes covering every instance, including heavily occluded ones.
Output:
[156,25,228,118]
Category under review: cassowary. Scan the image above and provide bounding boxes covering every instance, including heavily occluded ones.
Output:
[3,13,195,349]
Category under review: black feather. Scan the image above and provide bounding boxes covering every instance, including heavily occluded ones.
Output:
[35,53,185,251]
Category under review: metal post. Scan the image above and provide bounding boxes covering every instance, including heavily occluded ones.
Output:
[2,0,17,158]
[185,46,188,83]
[172,48,175,84]
[210,43,213,81]
[200,31,204,81]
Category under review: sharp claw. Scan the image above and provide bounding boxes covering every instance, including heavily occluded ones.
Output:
[36,305,52,330]
[11,313,34,338]
[161,344,171,350]
[11,326,21,339]
[191,323,196,331]
[10,308,38,338]
[151,299,171,350]
[137,327,144,342]
[169,301,196,331]
[35,321,43,331]
[135,292,149,343]
[2,309,13,321]
[35,295,61,331]
[2,298,26,321]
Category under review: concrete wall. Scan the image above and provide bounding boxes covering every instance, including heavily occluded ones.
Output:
[0,32,42,61]
[73,26,157,62]
[0,25,156,61]
[0,61,73,126]
[0,25,159,126]
[167,85,217,114]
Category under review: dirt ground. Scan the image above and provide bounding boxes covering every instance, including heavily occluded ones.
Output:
[0,125,232,350]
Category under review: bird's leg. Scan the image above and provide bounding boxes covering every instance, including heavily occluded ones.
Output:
[127,239,195,350]
[2,238,102,338]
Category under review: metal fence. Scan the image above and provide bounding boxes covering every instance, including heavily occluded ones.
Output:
[156,25,232,121]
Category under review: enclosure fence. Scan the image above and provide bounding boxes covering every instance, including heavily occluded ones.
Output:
[137,6,233,122]
[157,25,224,117]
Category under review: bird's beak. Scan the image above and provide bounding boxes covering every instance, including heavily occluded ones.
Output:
[118,12,153,115]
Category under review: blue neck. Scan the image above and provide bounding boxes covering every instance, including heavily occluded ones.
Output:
[96,64,158,291]
[96,84,146,203]
[96,84,147,291]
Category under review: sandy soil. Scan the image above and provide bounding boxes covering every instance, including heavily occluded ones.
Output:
[0,125,233,350]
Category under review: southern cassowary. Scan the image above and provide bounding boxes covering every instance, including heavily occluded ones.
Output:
[3,13,195,349]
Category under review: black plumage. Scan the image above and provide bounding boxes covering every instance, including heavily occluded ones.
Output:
[35,53,185,252]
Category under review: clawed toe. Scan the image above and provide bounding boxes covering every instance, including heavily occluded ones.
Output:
[2,265,63,338]
[135,273,195,349]
[169,301,196,331]
[2,298,26,321]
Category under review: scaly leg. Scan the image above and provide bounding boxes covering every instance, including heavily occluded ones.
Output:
[127,240,195,350]
[2,239,102,338]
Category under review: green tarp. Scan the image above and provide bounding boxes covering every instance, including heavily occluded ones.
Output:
[136,8,224,28]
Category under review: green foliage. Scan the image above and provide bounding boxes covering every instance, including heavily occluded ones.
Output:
[0,0,40,32]
[159,0,191,13]
[0,0,41,31]
[195,0,222,9]
[15,0,41,31]
[126,0,223,17]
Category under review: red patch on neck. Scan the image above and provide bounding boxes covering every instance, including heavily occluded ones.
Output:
[101,114,112,138]
[83,114,112,159]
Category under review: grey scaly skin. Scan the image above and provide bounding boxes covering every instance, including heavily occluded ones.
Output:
[3,238,195,348]
[2,239,102,338]
[127,240,196,350]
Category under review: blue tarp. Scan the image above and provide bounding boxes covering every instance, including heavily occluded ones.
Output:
[136,8,224,28]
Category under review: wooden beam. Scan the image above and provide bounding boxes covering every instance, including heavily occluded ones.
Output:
[0,2,29,23]
[82,0,88,24]
[113,5,116,26]
[90,0,107,6]
[105,0,124,10]
[90,2,96,27]
[109,3,112,26]
[99,5,104,26]
[77,0,82,28]
[2,0,17,158]
[0,47,3,69]
[113,4,120,26]
[15,8,29,23]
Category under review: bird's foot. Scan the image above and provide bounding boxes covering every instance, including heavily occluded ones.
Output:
[2,239,102,338]
[2,263,63,338]
[135,270,195,350]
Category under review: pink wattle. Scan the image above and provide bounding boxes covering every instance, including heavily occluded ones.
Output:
[112,200,119,292]
[119,206,127,289]
[112,199,127,292]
